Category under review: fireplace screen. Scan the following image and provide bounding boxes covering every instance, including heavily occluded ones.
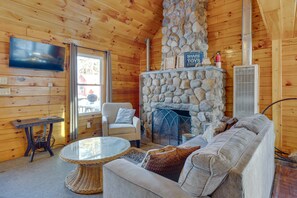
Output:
[152,108,191,146]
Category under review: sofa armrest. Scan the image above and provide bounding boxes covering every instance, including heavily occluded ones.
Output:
[103,159,196,198]
[102,115,109,136]
[132,116,140,134]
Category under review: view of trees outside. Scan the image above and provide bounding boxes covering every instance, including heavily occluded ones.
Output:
[77,55,101,114]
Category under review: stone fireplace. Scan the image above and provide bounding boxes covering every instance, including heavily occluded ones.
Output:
[139,0,225,140]
[162,0,208,67]
[140,67,226,138]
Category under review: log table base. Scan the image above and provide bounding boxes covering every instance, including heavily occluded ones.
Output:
[65,164,103,194]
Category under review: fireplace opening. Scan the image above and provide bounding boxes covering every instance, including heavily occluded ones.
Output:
[152,108,191,146]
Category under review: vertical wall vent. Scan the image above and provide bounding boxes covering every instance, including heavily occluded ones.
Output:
[233,65,259,118]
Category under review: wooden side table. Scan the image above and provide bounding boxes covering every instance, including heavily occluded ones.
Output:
[12,117,64,162]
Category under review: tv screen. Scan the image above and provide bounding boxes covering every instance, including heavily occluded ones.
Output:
[9,37,65,71]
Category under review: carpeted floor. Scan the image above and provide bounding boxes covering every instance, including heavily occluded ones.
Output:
[0,141,160,198]
[0,148,102,198]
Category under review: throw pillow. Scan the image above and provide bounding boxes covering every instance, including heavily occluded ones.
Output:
[141,146,200,182]
[141,145,175,168]
[202,121,226,142]
[114,108,136,124]
[225,117,238,130]
[213,117,239,136]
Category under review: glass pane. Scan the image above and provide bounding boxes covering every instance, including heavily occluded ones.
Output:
[78,85,101,114]
[77,56,101,85]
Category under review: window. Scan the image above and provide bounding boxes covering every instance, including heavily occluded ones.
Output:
[77,54,102,114]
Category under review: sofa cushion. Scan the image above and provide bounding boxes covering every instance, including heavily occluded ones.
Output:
[181,135,208,148]
[141,146,200,182]
[115,108,136,124]
[234,113,270,134]
[178,127,256,196]
[109,123,136,135]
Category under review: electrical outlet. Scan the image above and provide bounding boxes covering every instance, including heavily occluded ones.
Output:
[0,77,8,85]
[48,83,53,87]
[0,88,11,95]
[87,122,92,129]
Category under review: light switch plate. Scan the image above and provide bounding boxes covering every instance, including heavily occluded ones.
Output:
[0,77,8,85]
[87,122,92,129]
[0,88,11,95]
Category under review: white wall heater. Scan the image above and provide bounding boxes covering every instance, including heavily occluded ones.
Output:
[233,65,259,118]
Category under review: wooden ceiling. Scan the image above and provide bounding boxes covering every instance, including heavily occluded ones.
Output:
[0,0,163,56]
[256,0,297,39]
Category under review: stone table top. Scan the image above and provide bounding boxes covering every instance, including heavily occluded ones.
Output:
[60,137,131,164]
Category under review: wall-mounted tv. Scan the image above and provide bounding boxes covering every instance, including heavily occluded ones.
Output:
[9,37,65,72]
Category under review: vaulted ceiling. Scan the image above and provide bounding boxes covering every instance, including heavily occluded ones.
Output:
[0,0,163,56]
[256,0,297,39]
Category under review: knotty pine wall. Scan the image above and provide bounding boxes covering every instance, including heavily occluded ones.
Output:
[281,38,297,153]
[0,0,163,162]
[0,32,70,162]
[140,0,272,118]
[0,30,140,162]
[140,28,162,73]
[207,0,272,118]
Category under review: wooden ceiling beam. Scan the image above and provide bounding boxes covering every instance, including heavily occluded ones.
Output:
[256,0,281,39]
[280,0,296,39]
[257,0,297,39]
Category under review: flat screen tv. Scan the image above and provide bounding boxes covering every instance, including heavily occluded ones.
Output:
[9,37,65,71]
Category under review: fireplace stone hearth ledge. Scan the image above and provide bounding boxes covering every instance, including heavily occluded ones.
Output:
[140,66,226,138]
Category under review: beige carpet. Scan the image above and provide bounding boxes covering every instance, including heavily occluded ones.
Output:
[0,141,160,198]
[0,148,102,198]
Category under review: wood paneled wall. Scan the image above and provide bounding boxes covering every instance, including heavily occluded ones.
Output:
[78,114,102,140]
[207,0,272,118]
[140,28,162,72]
[0,0,162,162]
[281,38,297,153]
[140,0,272,118]
[0,32,69,162]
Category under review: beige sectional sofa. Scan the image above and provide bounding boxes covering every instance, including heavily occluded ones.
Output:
[103,114,275,198]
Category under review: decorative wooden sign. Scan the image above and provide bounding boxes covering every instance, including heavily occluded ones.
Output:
[164,56,176,70]
[184,51,204,67]
[176,55,184,68]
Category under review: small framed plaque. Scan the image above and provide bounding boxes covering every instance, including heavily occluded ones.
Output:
[164,56,176,70]
[184,51,204,67]
[176,55,184,68]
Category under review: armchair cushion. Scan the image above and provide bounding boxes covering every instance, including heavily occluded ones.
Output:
[109,123,136,135]
[115,108,136,124]
[102,103,133,124]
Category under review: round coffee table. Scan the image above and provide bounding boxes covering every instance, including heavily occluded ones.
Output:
[60,137,130,194]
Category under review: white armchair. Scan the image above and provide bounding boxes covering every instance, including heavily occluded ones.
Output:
[102,103,141,147]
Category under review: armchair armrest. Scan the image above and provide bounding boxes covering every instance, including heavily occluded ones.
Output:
[102,115,109,136]
[103,159,195,198]
[132,116,140,134]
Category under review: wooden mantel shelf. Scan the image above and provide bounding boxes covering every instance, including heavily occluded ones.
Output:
[140,66,225,75]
